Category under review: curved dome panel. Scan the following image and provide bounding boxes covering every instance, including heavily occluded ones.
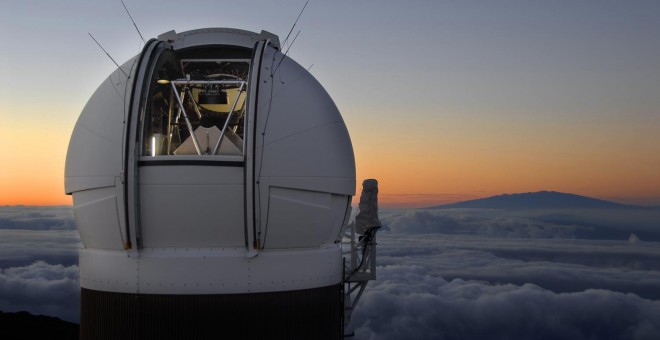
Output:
[256,48,356,195]
[165,27,280,50]
[64,60,136,193]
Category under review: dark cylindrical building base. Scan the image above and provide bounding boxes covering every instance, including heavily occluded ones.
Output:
[80,285,343,340]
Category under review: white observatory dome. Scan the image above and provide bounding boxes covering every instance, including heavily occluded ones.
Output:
[65,28,357,339]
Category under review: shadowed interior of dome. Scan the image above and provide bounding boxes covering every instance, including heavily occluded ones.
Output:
[142,45,253,156]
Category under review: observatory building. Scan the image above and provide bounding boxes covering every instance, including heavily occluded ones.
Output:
[65,28,378,339]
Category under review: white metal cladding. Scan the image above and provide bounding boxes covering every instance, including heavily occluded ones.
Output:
[64,57,137,194]
[79,245,342,294]
[253,45,355,251]
[254,46,355,194]
[138,165,245,247]
[163,28,280,50]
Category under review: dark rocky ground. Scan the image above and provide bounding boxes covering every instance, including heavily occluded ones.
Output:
[0,311,78,340]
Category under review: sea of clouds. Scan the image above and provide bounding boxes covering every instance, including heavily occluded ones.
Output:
[0,206,80,322]
[350,233,660,339]
[349,208,660,339]
[382,208,660,241]
[1,206,660,339]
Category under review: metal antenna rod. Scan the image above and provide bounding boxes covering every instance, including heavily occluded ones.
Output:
[88,33,128,77]
[121,0,146,43]
[284,30,301,56]
[274,30,300,74]
[282,0,308,49]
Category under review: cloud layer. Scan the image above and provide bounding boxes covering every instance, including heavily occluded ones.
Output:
[0,207,80,322]
[380,208,660,241]
[0,229,80,268]
[0,206,75,230]
[351,265,660,340]
[376,234,660,299]
[0,261,79,322]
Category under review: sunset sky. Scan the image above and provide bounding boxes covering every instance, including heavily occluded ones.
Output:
[1,0,659,207]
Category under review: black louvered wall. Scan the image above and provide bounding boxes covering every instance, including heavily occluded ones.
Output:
[80,284,343,340]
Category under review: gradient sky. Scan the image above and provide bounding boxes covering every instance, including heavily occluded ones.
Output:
[1,0,659,207]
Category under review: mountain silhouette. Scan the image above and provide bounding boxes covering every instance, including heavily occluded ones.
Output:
[0,311,78,339]
[427,191,640,210]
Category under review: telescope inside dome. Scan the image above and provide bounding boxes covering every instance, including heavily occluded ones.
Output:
[145,46,253,157]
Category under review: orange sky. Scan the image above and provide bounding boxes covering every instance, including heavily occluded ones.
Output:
[1,112,73,206]
[349,108,660,207]
[2,103,658,207]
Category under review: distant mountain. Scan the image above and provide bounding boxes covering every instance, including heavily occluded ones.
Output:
[427,191,642,210]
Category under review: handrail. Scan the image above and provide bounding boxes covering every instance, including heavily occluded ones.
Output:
[341,179,380,334]
[170,80,245,85]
